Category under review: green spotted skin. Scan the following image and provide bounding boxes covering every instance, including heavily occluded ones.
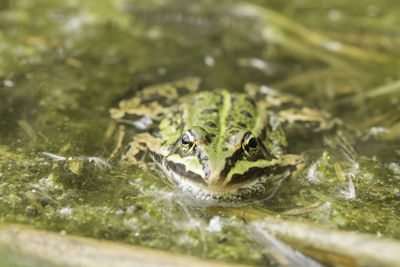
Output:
[152,90,285,198]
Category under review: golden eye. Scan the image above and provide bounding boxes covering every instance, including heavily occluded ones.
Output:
[242,132,259,157]
[181,131,195,153]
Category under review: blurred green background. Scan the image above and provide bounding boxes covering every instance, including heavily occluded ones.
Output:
[0,0,399,265]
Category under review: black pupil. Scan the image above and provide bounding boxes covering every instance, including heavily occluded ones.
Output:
[247,137,258,149]
[182,134,191,145]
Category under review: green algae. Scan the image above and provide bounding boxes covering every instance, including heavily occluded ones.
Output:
[0,0,399,266]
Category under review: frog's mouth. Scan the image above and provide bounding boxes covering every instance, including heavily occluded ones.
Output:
[163,164,288,203]
[151,152,285,202]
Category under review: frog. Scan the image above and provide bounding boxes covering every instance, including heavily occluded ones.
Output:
[110,77,351,202]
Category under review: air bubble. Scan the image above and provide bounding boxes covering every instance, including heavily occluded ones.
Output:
[223,195,232,201]
[255,184,266,193]
[243,190,252,198]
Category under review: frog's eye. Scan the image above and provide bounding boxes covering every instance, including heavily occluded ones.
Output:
[181,131,195,153]
[242,132,259,157]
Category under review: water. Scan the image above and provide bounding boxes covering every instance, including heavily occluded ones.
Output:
[0,0,399,265]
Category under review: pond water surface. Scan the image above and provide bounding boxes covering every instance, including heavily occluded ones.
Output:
[0,0,399,266]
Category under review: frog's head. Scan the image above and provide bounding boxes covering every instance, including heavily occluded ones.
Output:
[163,126,279,200]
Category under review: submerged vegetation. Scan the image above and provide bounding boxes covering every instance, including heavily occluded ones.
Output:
[0,0,399,266]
